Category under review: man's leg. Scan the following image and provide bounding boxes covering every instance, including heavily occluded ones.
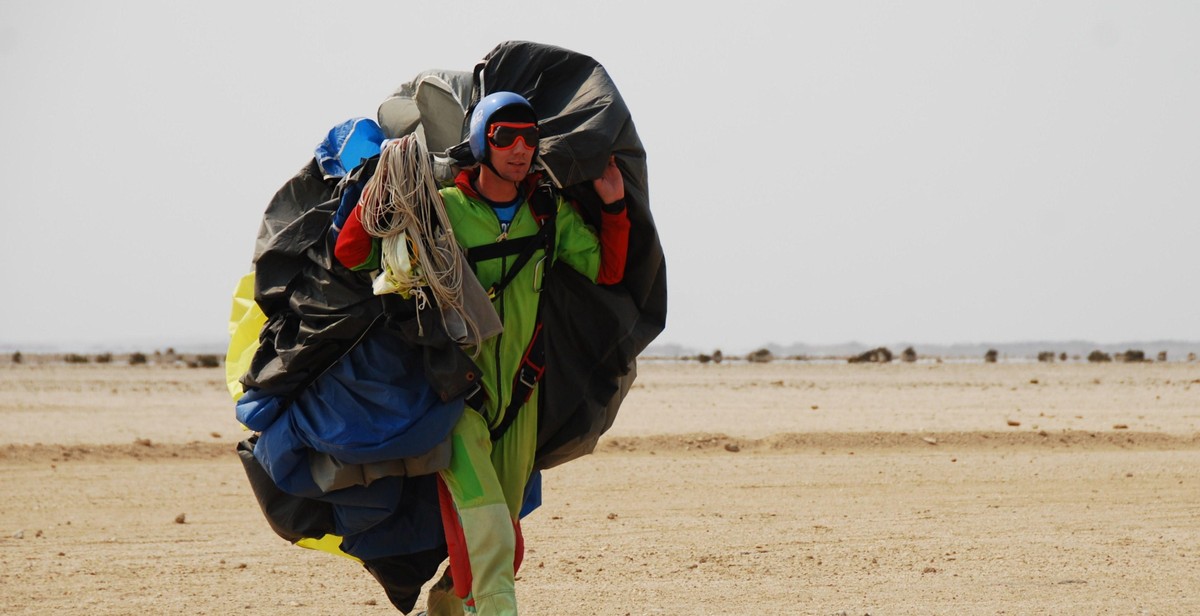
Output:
[488,391,539,521]
[422,568,463,616]
[437,409,517,615]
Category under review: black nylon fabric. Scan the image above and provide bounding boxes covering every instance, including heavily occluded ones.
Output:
[535,263,639,469]
[236,437,336,543]
[240,159,478,405]
[241,159,385,398]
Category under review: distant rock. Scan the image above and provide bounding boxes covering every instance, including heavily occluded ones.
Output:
[901,347,917,362]
[984,349,998,363]
[712,349,723,364]
[849,347,892,364]
[1116,349,1145,363]
[1157,351,1167,362]
[638,340,1200,362]
[746,348,773,363]
[1037,351,1056,363]
[1087,350,1112,363]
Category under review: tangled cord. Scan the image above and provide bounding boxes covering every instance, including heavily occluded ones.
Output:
[359,134,479,345]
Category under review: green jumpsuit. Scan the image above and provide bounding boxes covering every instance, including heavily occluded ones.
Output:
[434,176,601,615]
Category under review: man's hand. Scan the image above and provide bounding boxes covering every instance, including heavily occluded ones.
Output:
[592,156,625,205]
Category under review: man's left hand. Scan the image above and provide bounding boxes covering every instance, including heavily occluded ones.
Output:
[592,156,625,205]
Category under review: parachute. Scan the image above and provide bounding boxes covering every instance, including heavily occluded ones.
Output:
[227,40,667,605]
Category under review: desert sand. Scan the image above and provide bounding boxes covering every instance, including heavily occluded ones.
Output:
[1,360,1198,615]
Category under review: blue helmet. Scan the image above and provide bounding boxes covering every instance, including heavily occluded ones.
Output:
[468,91,536,163]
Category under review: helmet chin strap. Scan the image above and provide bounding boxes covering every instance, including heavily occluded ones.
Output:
[481,157,502,179]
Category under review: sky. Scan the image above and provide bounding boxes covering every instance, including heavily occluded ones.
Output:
[1,1,1197,353]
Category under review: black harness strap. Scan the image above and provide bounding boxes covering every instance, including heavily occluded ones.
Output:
[467,223,553,300]
[488,319,545,441]
[482,182,559,441]
[465,235,538,264]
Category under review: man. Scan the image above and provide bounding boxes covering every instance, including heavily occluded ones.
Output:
[336,91,629,615]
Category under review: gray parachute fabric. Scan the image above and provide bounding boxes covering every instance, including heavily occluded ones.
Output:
[377,70,473,154]
[243,160,377,397]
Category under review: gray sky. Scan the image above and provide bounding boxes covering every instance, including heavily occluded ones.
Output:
[1,1,1197,353]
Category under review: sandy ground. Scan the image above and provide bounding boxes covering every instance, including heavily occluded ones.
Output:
[1,360,1198,615]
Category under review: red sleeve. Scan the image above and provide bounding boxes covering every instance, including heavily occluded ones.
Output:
[596,206,631,285]
[334,201,374,269]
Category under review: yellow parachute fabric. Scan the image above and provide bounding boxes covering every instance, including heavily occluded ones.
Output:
[295,534,360,562]
[225,272,358,562]
[225,272,266,401]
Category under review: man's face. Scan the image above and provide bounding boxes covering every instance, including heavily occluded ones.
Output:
[487,122,536,183]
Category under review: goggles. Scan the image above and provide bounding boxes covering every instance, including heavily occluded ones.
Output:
[487,122,539,150]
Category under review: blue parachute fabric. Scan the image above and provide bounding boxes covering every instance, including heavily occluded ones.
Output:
[247,327,463,493]
[519,470,542,518]
[251,430,402,536]
[289,329,462,465]
[240,326,461,557]
[251,418,323,498]
[337,473,445,561]
[329,177,366,240]
[235,388,286,432]
[315,117,385,178]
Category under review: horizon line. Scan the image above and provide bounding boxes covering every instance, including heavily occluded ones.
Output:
[4,337,1200,355]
